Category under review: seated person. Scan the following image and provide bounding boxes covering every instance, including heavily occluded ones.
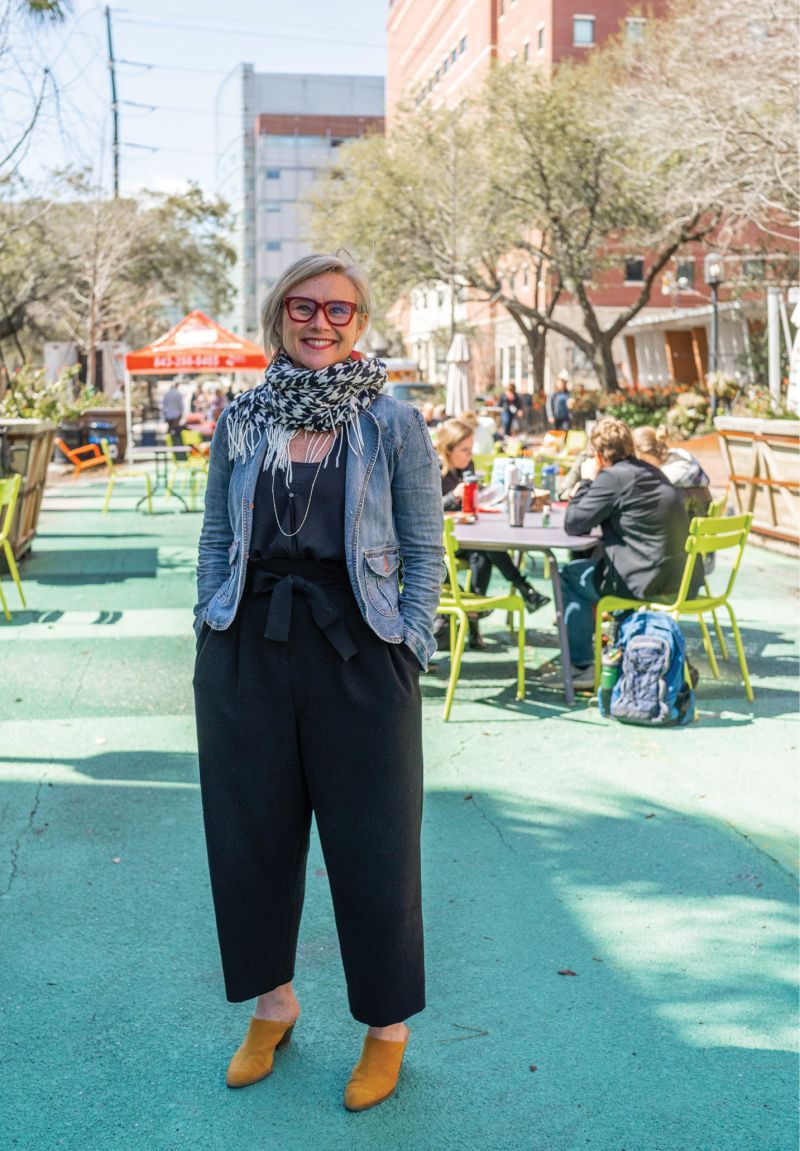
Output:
[632,425,711,519]
[562,417,701,688]
[436,419,550,647]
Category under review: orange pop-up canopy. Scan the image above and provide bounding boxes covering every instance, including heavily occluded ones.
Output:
[126,310,267,374]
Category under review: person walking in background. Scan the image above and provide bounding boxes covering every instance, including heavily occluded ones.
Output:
[207,386,228,423]
[161,379,184,436]
[547,371,571,431]
[561,417,700,688]
[193,252,443,1111]
[499,382,521,437]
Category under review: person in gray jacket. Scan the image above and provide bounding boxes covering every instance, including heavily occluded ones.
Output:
[562,416,696,687]
[193,253,443,1110]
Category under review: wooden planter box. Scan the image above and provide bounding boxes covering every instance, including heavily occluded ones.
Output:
[0,418,57,561]
[715,416,800,553]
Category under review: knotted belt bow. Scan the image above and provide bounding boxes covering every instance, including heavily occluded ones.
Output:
[249,560,357,662]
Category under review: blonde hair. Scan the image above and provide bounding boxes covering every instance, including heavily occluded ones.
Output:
[456,409,478,429]
[260,251,372,355]
[589,416,634,465]
[436,419,474,476]
[632,424,670,462]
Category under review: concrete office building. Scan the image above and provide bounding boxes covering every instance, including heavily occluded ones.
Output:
[215,66,384,339]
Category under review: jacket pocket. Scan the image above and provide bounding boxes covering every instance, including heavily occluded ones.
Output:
[364,545,401,618]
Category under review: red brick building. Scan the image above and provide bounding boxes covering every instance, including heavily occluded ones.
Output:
[385,0,765,395]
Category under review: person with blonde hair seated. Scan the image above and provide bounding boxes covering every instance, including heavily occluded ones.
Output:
[436,419,549,646]
[632,424,712,520]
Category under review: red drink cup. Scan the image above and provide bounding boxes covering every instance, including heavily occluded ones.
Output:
[462,475,478,514]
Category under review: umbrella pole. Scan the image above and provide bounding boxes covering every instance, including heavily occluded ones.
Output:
[124,370,134,464]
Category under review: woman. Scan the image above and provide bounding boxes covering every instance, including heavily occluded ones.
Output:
[632,425,711,519]
[193,253,444,1110]
[499,382,521,437]
[436,419,550,647]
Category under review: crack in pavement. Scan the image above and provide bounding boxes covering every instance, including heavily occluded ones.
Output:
[467,790,517,853]
[3,775,47,897]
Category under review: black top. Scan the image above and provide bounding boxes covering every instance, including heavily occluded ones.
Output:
[441,462,475,512]
[250,442,347,563]
[564,456,700,599]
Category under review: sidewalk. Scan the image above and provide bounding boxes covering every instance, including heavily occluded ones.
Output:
[2,474,797,1151]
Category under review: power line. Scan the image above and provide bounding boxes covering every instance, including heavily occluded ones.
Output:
[117,57,230,76]
[114,15,386,50]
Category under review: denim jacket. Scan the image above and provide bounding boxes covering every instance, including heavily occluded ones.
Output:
[194,394,445,668]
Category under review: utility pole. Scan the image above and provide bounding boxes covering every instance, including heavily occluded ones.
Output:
[105,6,119,197]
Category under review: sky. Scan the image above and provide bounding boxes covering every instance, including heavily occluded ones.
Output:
[4,0,389,197]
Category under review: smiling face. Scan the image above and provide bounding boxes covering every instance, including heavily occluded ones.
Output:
[280,272,367,371]
[448,433,474,473]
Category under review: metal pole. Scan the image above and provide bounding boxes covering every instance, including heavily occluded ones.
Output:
[105,6,119,197]
[710,281,719,419]
[767,286,781,402]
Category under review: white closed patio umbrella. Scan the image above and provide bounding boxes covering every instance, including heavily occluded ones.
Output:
[444,333,473,415]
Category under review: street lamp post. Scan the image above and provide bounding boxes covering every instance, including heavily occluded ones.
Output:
[704,253,724,418]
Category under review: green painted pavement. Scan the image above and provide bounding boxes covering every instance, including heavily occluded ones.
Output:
[2,473,798,1151]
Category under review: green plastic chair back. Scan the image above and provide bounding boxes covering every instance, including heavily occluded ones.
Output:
[437,518,527,719]
[593,512,754,702]
[0,473,26,619]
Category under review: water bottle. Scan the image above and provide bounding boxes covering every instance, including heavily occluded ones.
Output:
[599,648,622,714]
[541,463,559,501]
[540,503,551,528]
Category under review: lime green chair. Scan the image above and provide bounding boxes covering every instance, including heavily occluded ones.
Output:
[592,513,754,701]
[471,452,495,483]
[0,473,26,620]
[166,434,206,510]
[437,517,527,720]
[100,439,153,515]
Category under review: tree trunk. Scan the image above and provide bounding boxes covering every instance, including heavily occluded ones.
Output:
[593,336,619,393]
[505,308,547,392]
[532,328,546,393]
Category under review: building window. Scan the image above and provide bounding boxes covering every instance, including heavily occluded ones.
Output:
[459,35,467,55]
[265,169,280,180]
[573,16,595,46]
[676,260,695,288]
[522,265,530,289]
[624,256,645,283]
[626,17,646,42]
[451,47,457,64]
[537,23,545,51]
[443,56,449,73]
[523,39,530,63]
[743,257,766,279]
[265,241,281,251]
[264,203,280,213]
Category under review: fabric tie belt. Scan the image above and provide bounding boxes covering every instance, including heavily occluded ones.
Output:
[248,558,357,662]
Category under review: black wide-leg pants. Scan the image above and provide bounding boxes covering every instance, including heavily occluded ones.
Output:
[193,565,425,1026]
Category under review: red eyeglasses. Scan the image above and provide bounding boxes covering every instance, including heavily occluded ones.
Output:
[284,297,360,326]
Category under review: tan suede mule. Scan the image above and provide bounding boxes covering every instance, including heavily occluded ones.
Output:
[343,1033,409,1112]
[225,1018,295,1088]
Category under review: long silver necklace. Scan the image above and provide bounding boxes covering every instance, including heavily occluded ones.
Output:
[271,431,336,538]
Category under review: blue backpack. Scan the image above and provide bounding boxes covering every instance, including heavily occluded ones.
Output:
[601,611,695,727]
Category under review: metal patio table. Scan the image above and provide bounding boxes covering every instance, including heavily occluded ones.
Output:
[452,505,600,705]
[128,444,195,512]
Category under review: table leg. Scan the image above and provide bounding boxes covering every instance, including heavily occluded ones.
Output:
[134,451,190,512]
[543,547,575,706]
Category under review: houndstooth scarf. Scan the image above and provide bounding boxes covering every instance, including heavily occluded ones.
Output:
[226,351,385,479]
